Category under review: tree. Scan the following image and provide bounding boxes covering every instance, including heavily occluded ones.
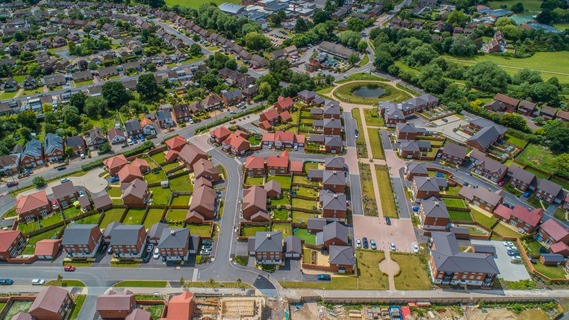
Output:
[65,147,74,158]
[70,92,88,113]
[17,110,37,129]
[555,153,569,179]
[449,36,478,57]
[243,32,271,51]
[62,106,81,127]
[84,96,108,118]
[338,31,361,49]
[312,9,330,24]
[201,73,219,90]
[225,59,238,70]
[374,51,394,71]
[259,82,272,98]
[102,81,129,109]
[239,65,248,74]
[32,176,46,188]
[512,68,543,85]
[407,44,438,67]
[189,44,202,56]
[99,142,111,154]
[531,82,559,104]
[42,103,53,113]
[357,40,368,52]
[347,18,365,32]
[446,10,469,25]
[543,120,569,153]
[418,64,447,94]
[137,73,162,101]
[465,61,509,93]
[294,18,309,32]
[180,277,185,287]
[147,0,165,8]
[501,113,530,132]
[348,54,360,66]
[511,2,524,13]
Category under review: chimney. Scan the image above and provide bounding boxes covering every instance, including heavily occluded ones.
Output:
[266,233,271,239]
[333,194,338,199]
[170,230,176,235]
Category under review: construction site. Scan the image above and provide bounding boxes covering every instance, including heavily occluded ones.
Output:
[193,296,266,320]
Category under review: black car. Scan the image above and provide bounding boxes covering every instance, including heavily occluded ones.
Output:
[143,253,151,263]
[362,237,369,249]
[385,217,391,225]
[507,250,520,256]
[56,166,67,171]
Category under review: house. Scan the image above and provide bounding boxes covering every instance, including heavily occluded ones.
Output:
[65,135,86,156]
[52,181,78,208]
[507,165,537,191]
[78,195,92,212]
[540,105,558,120]
[244,156,265,177]
[290,161,303,175]
[284,235,302,258]
[518,100,537,116]
[98,66,119,78]
[72,70,92,82]
[108,128,127,144]
[172,103,192,123]
[140,118,157,136]
[399,140,431,159]
[262,131,304,149]
[178,144,208,168]
[165,136,187,152]
[132,158,150,174]
[259,108,280,125]
[20,139,43,168]
[29,286,73,320]
[103,222,123,244]
[43,74,66,87]
[557,110,569,122]
[493,204,543,233]
[96,288,136,319]
[0,230,25,260]
[124,119,143,138]
[34,239,62,260]
[313,118,343,135]
[248,232,283,265]
[203,94,223,110]
[321,221,349,247]
[110,224,147,259]
[468,118,507,137]
[104,154,128,176]
[404,162,429,180]
[274,96,294,112]
[148,222,168,245]
[322,101,341,119]
[466,126,501,152]
[267,151,289,175]
[298,90,318,104]
[319,189,347,220]
[210,126,232,144]
[439,144,468,166]
[308,169,346,193]
[429,232,499,287]
[264,180,282,199]
[328,245,356,273]
[126,309,152,320]
[186,185,217,222]
[0,154,19,174]
[93,193,113,211]
[242,186,269,221]
[535,179,563,204]
[222,133,250,155]
[325,157,345,171]
[157,228,190,261]
[61,224,102,258]
[459,186,503,212]
[540,254,566,266]
[549,242,569,257]
[2,77,18,92]
[22,76,37,90]
[471,154,507,183]
[193,159,220,182]
[157,107,175,129]
[221,89,243,106]
[412,177,447,200]
[121,179,149,207]
[484,93,519,113]
[308,218,328,233]
[396,123,425,140]
[420,198,450,230]
[166,291,195,320]
[16,191,51,222]
[537,219,569,246]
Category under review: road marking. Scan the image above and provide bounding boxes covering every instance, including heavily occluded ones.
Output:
[192,268,199,281]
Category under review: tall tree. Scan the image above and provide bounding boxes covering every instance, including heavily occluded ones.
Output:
[136,73,162,101]
[102,81,129,109]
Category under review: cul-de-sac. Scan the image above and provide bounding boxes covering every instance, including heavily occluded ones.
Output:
[0,0,568,318]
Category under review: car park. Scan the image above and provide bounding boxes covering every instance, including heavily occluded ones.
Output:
[390,242,396,251]
[511,256,522,264]
[507,250,520,256]
[317,274,331,281]
[503,241,514,247]
[32,279,45,285]
[0,279,13,285]
[64,265,76,272]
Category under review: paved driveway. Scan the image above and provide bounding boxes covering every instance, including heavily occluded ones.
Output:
[19,167,108,197]
[470,239,531,282]
[353,215,417,252]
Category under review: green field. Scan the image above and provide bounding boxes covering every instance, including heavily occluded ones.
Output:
[292,211,317,223]
[472,209,498,229]
[448,210,473,221]
[267,175,292,190]
[391,252,431,290]
[169,175,193,192]
[367,128,385,159]
[167,209,187,221]
[272,223,292,236]
[375,166,397,218]
[504,134,527,148]
[333,82,412,105]
[100,209,125,228]
[171,195,191,206]
[75,213,102,225]
[516,144,557,174]
[166,0,237,9]
[188,224,212,237]
[241,225,269,237]
[144,209,164,228]
[293,228,315,245]
[363,108,385,127]
[487,0,542,11]
[493,222,523,239]
[443,52,569,84]
[443,198,467,209]
[150,186,172,205]
[244,176,265,186]
[534,260,567,279]
[124,209,145,225]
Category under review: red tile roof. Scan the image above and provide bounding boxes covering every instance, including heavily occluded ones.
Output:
[0,230,21,252]
[245,156,265,169]
[167,291,194,320]
[290,160,303,173]
[267,151,289,168]
[510,205,543,227]
[104,154,128,171]
[165,136,187,151]
[280,111,291,122]
[274,131,295,142]
[118,164,143,183]
[259,121,272,130]
[16,191,49,214]
[210,126,231,141]
[540,219,569,242]
[140,117,154,127]
[34,239,61,257]
[276,96,294,110]
[550,241,569,255]
[131,158,150,170]
[165,150,179,162]
[225,134,250,152]
[261,108,279,122]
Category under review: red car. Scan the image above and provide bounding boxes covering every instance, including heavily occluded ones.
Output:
[64,266,76,272]
[6,181,19,188]
[498,181,505,187]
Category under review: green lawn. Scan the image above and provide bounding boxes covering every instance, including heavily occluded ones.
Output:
[270,197,290,207]
[167,209,187,221]
[523,238,546,256]
[294,228,315,245]
[124,209,145,225]
[391,252,431,290]
[144,169,167,184]
[188,224,212,237]
[241,225,269,237]
[448,210,473,221]
[145,305,165,319]
[162,162,182,173]
[504,134,527,148]
[63,206,82,219]
[44,280,85,287]
[22,226,64,254]
[3,301,33,319]
[70,295,86,320]
[75,213,102,225]
[107,186,122,197]
[244,176,265,186]
[291,198,318,211]
[442,198,467,209]
[303,162,319,173]
[554,207,567,221]
[358,54,370,67]
[114,280,168,287]
[550,176,569,191]
[363,108,384,127]
[100,209,125,228]
[0,90,18,99]
[271,223,292,236]
[295,186,319,198]
[351,109,368,159]
[144,209,164,228]
[333,82,412,105]
[151,152,166,164]
[492,222,523,239]
[169,174,193,192]
[18,221,41,234]
[41,214,64,229]
[443,52,569,84]
[74,79,93,86]
[150,186,172,205]
[487,0,541,11]
[359,163,377,216]
[375,166,397,218]
[534,260,567,279]
[367,128,385,159]
[337,72,386,83]
[273,209,289,220]
[472,209,498,229]
[267,175,292,190]
[165,0,239,9]
[292,174,320,186]
[292,211,317,223]
[171,195,191,206]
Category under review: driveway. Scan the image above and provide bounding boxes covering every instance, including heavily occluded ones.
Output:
[353,215,417,252]
[18,167,108,197]
[470,239,531,282]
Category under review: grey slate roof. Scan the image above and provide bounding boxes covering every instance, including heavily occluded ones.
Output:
[421,197,449,219]
[431,232,499,274]
[283,235,302,254]
[537,179,563,197]
[62,224,99,246]
[414,177,447,192]
[308,169,324,180]
[319,189,347,211]
[459,186,503,207]
[158,228,189,249]
[441,143,467,159]
[44,133,64,154]
[508,164,536,185]
[329,245,355,266]
[323,170,346,186]
[103,222,123,238]
[124,119,142,133]
[469,117,507,136]
[22,139,42,158]
[52,181,76,199]
[467,126,500,150]
[325,157,345,170]
[307,218,327,231]
[298,90,317,101]
[472,244,496,254]
[65,135,84,148]
[406,162,428,175]
[323,118,343,129]
[110,224,144,246]
[254,232,282,252]
[322,221,348,244]
[325,136,343,147]
[148,222,168,240]
[541,253,566,263]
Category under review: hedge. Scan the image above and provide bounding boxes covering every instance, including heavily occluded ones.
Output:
[81,141,155,171]
[194,104,268,134]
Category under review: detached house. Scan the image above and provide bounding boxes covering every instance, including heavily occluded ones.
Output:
[97,289,135,319]
[319,189,347,220]
[121,179,149,207]
[104,154,128,176]
[328,245,356,273]
[178,144,208,168]
[244,156,265,177]
[140,118,157,136]
[420,197,450,231]
[535,179,563,204]
[321,221,349,247]
[439,144,467,166]
[108,128,127,144]
[538,219,569,246]
[396,123,425,140]
[193,159,220,182]
[52,181,78,208]
[186,185,217,222]
[507,165,537,191]
[274,96,294,112]
[124,119,143,138]
[29,286,73,320]
[242,186,269,221]
[459,186,503,212]
[157,228,190,261]
[412,177,447,200]
[484,93,519,113]
[405,162,429,180]
[65,135,86,156]
[62,224,102,258]
[157,107,175,129]
[172,103,192,123]
[0,230,26,260]
[248,232,283,265]
[20,139,44,168]
[210,126,231,144]
[222,133,250,155]
[165,136,187,152]
[109,224,147,259]
[267,151,289,175]
[466,126,501,152]
[16,191,52,222]
[471,153,507,183]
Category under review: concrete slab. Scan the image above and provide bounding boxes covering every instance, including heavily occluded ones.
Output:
[470,239,531,282]
[188,134,214,152]
[353,216,417,253]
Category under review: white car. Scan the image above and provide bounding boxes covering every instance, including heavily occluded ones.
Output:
[31,279,45,285]
[503,241,514,247]
[60,178,70,183]
[389,242,396,251]
[356,238,362,249]
[412,243,419,253]
[153,248,160,259]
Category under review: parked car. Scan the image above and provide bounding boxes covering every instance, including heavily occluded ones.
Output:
[511,256,522,264]
[503,241,514,247]
[31,279,45,285]
[317,274,331,281]
[64,266,76,272]
[60,177,70,183]
[0,279,13,285]
[355,238,362,249]
[109,176,119,183]
[389,242,396,251]
[57,166,67,171]
[153,248,160,259]
[412,243,419,253]
[498,180,505,187]
[507,250,520,256]
[523,191,532,198]
[146,244,154,253]
[385,217,391,225]
[6,181,19,187]
[362,237,369,249]
[370,239,377,250]
[200,249,210,255]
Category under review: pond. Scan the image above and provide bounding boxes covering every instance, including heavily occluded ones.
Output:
[353,85,386,98]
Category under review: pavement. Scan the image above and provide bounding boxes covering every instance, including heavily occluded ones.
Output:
[470,240,531,282]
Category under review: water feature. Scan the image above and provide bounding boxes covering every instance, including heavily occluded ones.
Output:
[353,85,386,98]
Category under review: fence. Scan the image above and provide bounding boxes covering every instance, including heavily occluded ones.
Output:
[515,238,569,283]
